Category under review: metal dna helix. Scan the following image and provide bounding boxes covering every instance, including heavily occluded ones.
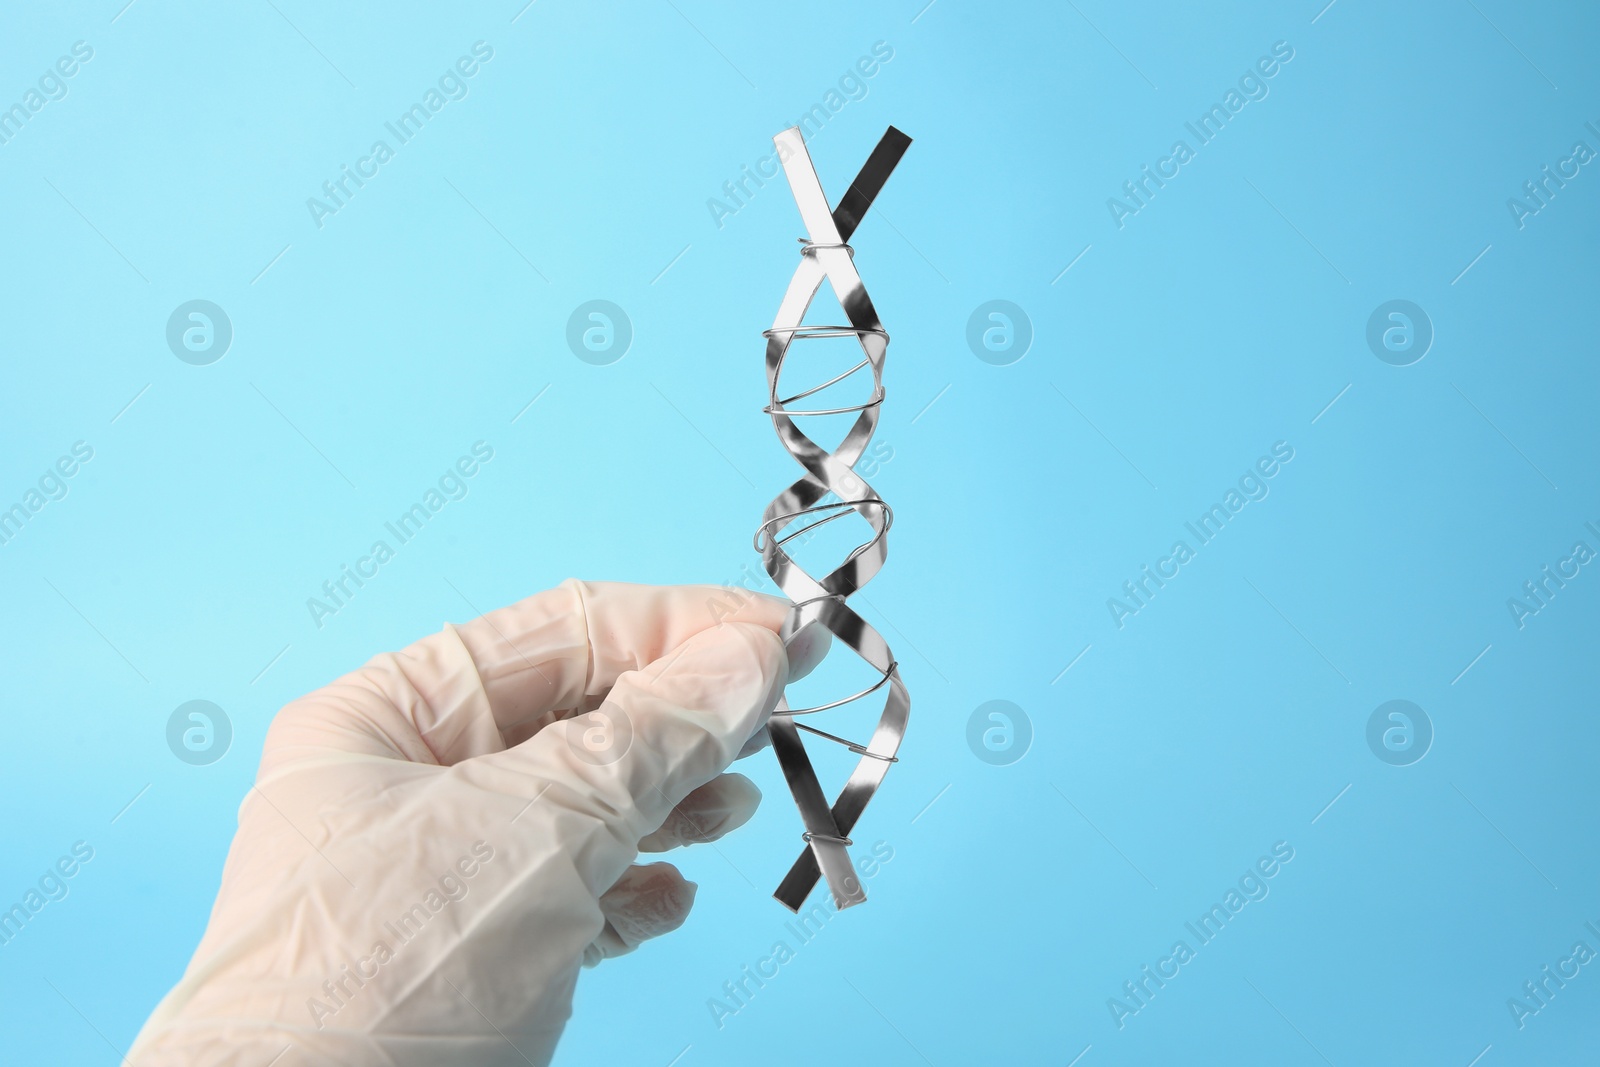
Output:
[756,125,912,911]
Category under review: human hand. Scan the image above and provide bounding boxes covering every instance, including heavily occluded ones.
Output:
[127,579,824,1067]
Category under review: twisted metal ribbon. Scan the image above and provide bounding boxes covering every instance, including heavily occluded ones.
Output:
[757,125,912,911]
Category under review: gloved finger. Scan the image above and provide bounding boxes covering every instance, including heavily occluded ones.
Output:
[638,772,761,852]
[262,580,806,772]
[583,862,697,967]
[468,620,786,874]
[784,619,831,682]
[736,724,772,760]
[733,620,831,760]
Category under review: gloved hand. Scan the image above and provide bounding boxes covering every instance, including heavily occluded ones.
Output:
[128,580,823,1067]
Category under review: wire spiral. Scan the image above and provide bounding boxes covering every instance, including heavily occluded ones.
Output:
[758,125,912,911]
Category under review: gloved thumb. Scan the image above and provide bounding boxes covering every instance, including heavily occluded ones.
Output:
[472,621,788,860]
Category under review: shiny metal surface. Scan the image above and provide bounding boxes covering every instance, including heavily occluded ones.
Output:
[757,125,912,912]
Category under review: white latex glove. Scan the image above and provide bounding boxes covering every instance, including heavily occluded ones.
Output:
[128,579,823,1067]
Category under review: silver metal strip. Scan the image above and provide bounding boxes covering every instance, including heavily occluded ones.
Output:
[759,125,912,911]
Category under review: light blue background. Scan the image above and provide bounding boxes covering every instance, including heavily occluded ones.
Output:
[2,0,1598,1063]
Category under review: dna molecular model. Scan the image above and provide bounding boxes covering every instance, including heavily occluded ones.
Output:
[755,124,912,911]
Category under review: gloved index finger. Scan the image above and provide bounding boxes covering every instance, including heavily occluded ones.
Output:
[471,620,789,846]
[462,578,791,724]
[264,579,795,770]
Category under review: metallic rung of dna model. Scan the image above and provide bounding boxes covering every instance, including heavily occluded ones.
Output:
[756,124,911,911]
